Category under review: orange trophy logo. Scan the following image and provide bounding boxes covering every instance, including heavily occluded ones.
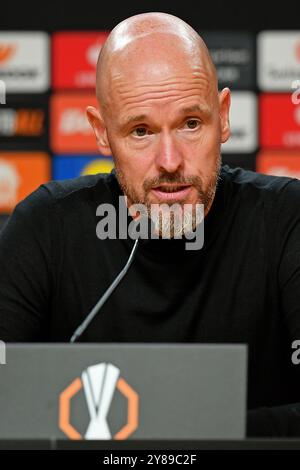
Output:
[59,363,139,440]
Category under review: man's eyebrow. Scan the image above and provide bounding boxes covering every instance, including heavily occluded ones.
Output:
[178,104,212,118]
[120,104,212,129]
[121,114,148,128]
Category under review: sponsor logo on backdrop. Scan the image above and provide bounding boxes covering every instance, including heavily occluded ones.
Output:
[59,363,139,440]
[222,91,257,153]
[0,32,49,92]
[0,97,48,149]
[257,151,300,179]
[258,31,300,91]
[0,108,45,137]
[0,152,50,212]
[80,158,114,175]
[60,108,91,134]
[50,93,98,153]
[0,44,17,64]
[202,32,255,89]
[260,94,300,148]
[52,32,109,89]
[53,155,114,180]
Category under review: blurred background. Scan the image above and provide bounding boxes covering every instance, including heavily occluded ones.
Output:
[0,0,300,231]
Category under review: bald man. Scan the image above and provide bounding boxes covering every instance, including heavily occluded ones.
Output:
[87,13,229,228]
[1,13,300,437]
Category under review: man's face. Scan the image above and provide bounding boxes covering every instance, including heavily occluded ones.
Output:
[88,37,230,234]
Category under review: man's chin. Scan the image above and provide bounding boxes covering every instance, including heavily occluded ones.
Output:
[147,203,204,240]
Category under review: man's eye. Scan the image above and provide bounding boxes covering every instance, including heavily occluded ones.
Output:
[185,119,200,130]
[132,127,148,137]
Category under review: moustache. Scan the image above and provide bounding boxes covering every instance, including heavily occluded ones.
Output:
[143,174,203,193]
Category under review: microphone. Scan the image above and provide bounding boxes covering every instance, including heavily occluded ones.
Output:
[70,238,139,343]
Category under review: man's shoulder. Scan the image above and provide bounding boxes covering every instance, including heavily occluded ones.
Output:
[221,164,300,202]
[16,172,118,214]
[221,165,300,233]
[40,172,117,203]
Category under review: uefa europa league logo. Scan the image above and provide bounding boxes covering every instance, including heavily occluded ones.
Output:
[59,362,139,440]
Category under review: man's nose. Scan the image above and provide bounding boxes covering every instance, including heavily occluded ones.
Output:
[154,131,184,173]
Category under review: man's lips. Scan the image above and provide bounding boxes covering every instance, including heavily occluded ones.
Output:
[150,184,192,201]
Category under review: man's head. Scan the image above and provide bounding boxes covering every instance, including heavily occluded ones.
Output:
[87,12,230,236]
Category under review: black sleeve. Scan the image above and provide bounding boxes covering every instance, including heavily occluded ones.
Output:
[248,179,300,437]
[0,185,55,341]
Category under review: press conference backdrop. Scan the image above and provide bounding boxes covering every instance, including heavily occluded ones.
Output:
[1,28,300,230]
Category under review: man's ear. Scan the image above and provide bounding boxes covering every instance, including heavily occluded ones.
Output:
[218,88,231,144]
[86,106,112,156]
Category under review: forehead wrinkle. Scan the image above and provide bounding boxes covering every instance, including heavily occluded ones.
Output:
[119,95,213,128]
[117,90,212,110]
[121,102,212,128]
[113,81,214,113]
[115,85,211,103]
[110,73,213,106]
[112,75,212,96]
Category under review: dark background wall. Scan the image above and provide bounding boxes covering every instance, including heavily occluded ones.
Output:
[0,0,298,32]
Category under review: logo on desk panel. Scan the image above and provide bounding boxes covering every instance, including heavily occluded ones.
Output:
[59,363,139,440]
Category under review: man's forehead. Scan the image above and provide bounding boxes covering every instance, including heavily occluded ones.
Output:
[110,67,211,87]
[108,42,213,90]
[107,64,214,108]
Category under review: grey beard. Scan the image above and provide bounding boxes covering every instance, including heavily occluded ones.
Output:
[114,154,221,239]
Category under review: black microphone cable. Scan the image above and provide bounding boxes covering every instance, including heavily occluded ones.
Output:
[70,238,139,343]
